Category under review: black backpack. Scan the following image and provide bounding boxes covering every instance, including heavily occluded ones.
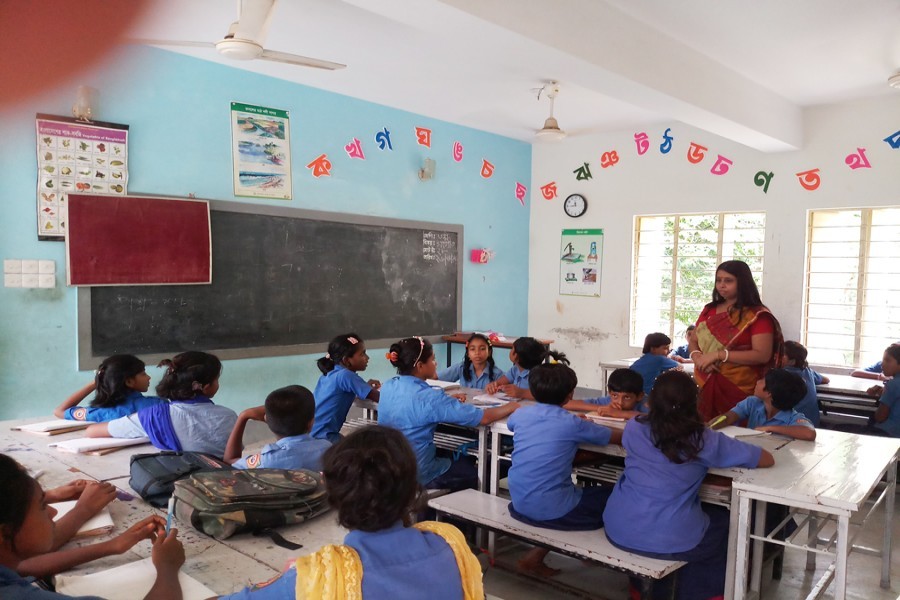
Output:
[128,451,229,508]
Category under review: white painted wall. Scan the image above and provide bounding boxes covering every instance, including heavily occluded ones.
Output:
[529,94,900,387]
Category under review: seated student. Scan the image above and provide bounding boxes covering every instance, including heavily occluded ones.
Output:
[669,325,696,363]
[850,340,900,380]
[782,340,829,427]
[379,336,520,491]
[563,368,646,418]
[85,351,237,458]
[630,332,680,396]
[0,454,185,600]
[437,332,501,389]
[486,337,565,400]
[858,344,900,438]
[212,426,484,600]
[54,354,164,422]
[507,361,622,577]
[224,385,332,471]
[603,371,774,600]
[710,369,816,441]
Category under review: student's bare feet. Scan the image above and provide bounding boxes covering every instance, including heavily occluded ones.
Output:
[517,548,561,577]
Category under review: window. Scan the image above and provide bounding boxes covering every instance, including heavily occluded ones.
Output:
[630,212,766,347]
[803,208,900,367]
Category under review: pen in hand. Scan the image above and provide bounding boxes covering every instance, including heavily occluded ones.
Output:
[166,496,175,534]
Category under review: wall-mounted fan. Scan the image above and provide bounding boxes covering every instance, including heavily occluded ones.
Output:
[131,0,345,70]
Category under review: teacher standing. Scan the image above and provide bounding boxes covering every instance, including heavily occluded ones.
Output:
[689,260,784,420]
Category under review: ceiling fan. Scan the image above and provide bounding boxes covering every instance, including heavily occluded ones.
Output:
[534,81,566,142]
[131,0,346,71]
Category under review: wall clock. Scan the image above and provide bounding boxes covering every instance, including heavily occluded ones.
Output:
[564,193,587,218]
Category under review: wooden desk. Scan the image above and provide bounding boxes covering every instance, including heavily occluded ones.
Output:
[598,358,693,393]
[816,374,879,425]
[441,332,553,367]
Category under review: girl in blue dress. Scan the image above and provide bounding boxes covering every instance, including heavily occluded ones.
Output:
[436,332,501,389]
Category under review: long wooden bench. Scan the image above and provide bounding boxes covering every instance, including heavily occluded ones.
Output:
[428,488,683,600]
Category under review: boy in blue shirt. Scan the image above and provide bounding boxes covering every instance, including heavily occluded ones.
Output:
[224,385,332,471]
[630,332,680,396]
[563,368,646,419]
[710,369,816,441]
[669,324,696,363]
[507,361,622,577]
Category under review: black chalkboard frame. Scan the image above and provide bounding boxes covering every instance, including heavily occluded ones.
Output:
[76,199,463,369]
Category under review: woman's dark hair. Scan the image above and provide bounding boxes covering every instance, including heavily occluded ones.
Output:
[265,385,316,437]
[885,343,900,363]
[317,333,365,375]
[529,362,577,406]
[639,370,705,464]
[91,354,146,408]
[710,260,766,320]
[386,337,433,375]
[513,337,566,370]
[783,341,809,369]
[0,454,37,552]
[463,333,497,381]
[642,332,672,354]
[322,425,419,531]
[155,351,222,400]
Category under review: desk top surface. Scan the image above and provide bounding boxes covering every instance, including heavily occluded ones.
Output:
[600,357,694,374]
[816,373,878,397]
[442,332,553,348]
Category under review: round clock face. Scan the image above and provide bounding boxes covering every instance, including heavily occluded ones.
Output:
[564,194,587,218]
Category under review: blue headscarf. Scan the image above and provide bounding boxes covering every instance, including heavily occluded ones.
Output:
[137,396,213,451]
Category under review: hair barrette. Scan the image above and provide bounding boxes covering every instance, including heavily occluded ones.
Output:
[325,353,331,359]
[347,336,359,344]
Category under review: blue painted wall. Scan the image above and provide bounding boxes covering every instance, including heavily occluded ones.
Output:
[0,46,531,419]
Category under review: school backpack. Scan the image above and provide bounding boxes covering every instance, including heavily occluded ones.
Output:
[172,468,329,547]
[128,451,230,508]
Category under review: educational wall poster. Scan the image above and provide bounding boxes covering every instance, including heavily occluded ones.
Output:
[231,102,292,200]
[35,114,129,241]
[559,228,603,297]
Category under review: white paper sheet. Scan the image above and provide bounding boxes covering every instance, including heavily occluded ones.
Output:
[55,557,216,600]
[49,436,151,453]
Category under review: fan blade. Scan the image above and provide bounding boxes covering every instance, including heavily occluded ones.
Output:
[259,49,346,70]
[233,0,277,43]
[127,38,216,50]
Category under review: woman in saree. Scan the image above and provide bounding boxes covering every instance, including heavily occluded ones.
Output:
[689,260,784,421]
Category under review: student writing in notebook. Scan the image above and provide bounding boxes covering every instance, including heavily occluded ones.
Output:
[55,354,165,422]
[485,337,566,400]
[436,332,501,389]
[224,385,332,471]
[86,351,237,458]
[0,455,184,599]
[563,368,646,419]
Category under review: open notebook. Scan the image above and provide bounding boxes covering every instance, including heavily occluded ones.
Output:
[12,419,90,436]
[472,393,512,407]
[49,436,151,454]
[426,379,461,390]
[52,500,114,538]
[55,557,216,599]
[584,414,627,429]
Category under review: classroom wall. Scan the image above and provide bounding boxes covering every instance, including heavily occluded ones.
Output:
[529,94,900,385]
[0,46,532,420]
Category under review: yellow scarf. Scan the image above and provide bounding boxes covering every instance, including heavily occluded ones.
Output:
[294,521,484,600]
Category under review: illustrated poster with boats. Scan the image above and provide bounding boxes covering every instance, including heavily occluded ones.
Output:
[35,114,129,240]
[231,102,292,200]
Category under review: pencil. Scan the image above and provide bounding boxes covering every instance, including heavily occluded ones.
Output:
[709,415,727,429]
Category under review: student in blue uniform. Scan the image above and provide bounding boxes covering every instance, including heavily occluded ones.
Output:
[864,344,900,437]
[629,332,680,396]
[669,325,696,363]
[507,361,621,577]
[54,354,165,422]
[224,385,332,471]
[710,369,816,441]
[485,337,566,400]
[85,351,237,458]
[850,340,900,381]
[563,368,646,418]
[436,332,501,389]
[213,426,484,599]
[782,340,829,426]
[604,370,774,600]
[312,333,380,444]
[0,454,185,600]
[379,336,520,490]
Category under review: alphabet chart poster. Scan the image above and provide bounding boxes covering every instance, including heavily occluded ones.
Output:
[231,102,292,200]
[559,229,603,296]
[35,114,129,241]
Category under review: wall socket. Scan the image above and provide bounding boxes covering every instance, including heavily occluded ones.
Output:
[4,259,56,288]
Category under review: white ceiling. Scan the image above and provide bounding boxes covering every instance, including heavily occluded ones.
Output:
[128,0,900,152]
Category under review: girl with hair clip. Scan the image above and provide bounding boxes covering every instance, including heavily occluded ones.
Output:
[485,336,566,400]
[436,332,501,389]
[312,333,381,444]
[85,351,237,458]
[212,426,484,599]
[379,337,520,490]
[54,354,165,422]
[603,370,774,600]
[0,455,185,600]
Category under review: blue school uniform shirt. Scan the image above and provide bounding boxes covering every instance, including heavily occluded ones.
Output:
[503,365,531,390]
[865,360,883,373]
[874,377,900,437]
[603,419,761,553]
[233,434,331,471]
[731,395,814,430]
[580,395,649,414]
[670,344,690,360]
[217,522,463,600]
[312,365,374,444]
[629,353,679,396]
[106,401,237,456]
[64,391,165,422]
[784,366,824,427]
[437,361,499,389]
[378,375,483,485]
[508,403,612,520]
[0,565,104,599]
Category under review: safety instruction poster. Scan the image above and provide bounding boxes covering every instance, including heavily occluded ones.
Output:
[559,229,603,296]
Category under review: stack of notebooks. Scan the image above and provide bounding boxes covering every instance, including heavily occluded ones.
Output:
[48,436,151,455]
[11,419,90,436]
